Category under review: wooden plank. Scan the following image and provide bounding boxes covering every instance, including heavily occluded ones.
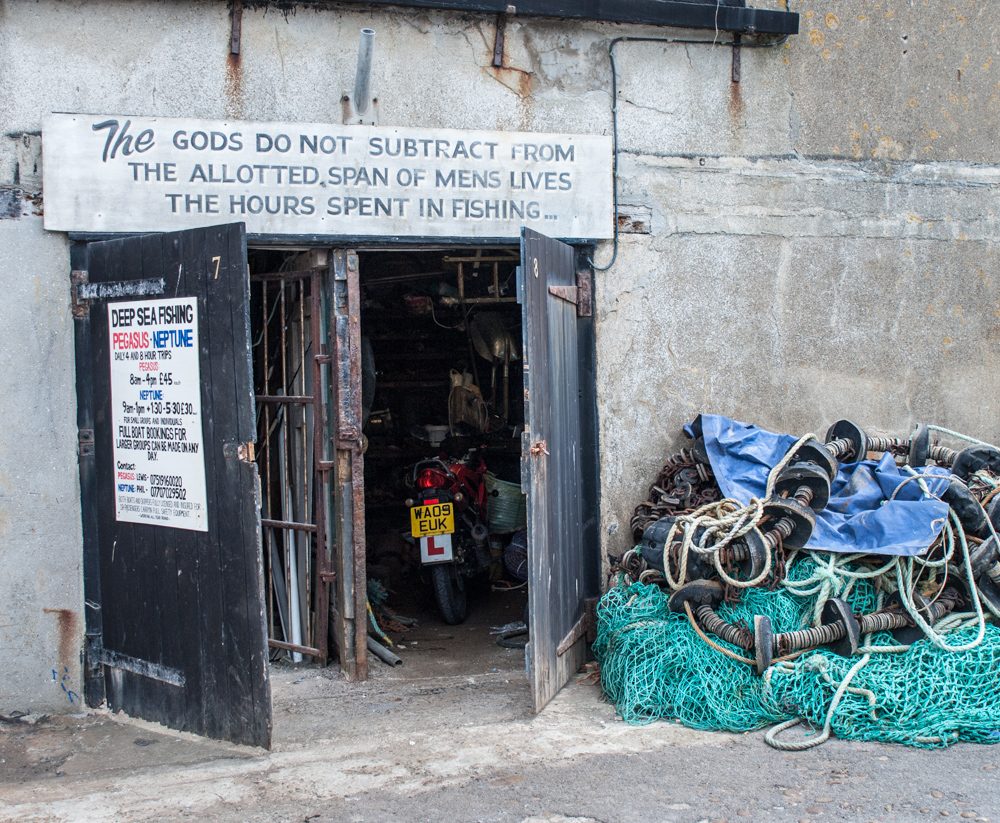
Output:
[328,249,368,681]
[202,223,269,746]
[522,228,591,713]
[154,229,202,732]
[71,239,105,708]
[93,237,142,715]
[121,230,165,725]
[224,222,272,747]
[179,225,231,742]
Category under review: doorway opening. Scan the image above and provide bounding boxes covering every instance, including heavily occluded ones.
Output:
[247,246,531,683]
[360,248,528,680]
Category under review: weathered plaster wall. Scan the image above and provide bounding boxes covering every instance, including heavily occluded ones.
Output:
[0,0,997,709]
[597,1,1000,550]
[0,213,79,713]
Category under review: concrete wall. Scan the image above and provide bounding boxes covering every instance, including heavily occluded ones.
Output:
[0,0,997,710]
[0,212,80,713]
[597,2,1000,548]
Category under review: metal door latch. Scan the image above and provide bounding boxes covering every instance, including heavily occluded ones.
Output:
[529,440,550,457]
[224,441,256,463]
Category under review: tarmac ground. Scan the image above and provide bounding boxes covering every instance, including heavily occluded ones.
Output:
[3,590,999,822]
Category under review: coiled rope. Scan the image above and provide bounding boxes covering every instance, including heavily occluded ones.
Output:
[660,434,816,590]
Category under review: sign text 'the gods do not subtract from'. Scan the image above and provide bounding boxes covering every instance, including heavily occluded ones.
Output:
[42,114,613,240]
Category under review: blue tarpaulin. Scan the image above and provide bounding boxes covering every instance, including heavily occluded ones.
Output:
[686,414,952,557]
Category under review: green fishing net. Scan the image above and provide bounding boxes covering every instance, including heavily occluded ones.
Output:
[594,557,1000,747]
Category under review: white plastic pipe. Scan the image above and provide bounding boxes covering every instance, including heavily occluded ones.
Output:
[353,28,376,116]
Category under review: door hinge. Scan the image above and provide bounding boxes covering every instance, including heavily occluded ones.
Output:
[547,270,592,317]
[84,631,103,679]
[71,270,89,319]
[224,441,256,463]
[337,425,363,449]
[72,273,167,318]
[78,428,95,458]
[556,597,599,657]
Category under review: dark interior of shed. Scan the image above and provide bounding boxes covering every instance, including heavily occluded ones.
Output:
[247,246,529,676]
[359,248,529,675]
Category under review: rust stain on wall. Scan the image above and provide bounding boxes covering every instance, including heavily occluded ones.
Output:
[43,608,78,672]
[486,64,534,100]
[728,77,744,122]
[225,51,245,119]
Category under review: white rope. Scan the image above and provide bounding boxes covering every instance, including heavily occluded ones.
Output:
[926,424,999,451]
[660,433,818,590]
[764,653,873,751]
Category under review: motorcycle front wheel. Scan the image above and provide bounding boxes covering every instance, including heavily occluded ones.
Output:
[431,563,468,625]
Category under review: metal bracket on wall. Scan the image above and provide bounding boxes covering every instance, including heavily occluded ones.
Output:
[230,0,243,56]
[70,269,89,319]
[223,441,256,463]
[84,632,103,681]
[492,6,516,67]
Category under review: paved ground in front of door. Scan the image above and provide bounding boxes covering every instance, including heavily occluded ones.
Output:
[3,589,1000,823]
[4,659,1000,823]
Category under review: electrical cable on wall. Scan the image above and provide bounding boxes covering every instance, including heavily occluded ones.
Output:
[588,33,789,272]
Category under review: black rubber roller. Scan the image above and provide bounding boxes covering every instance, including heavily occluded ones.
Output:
[754,614,774,674]
[735,528,770,581]
[667,579,725,614]
[638,516,675,571]
[908,423,931,467]
[820,597,861,656]
[638,516,713,579]
[885,590,929,645]
[968,534,999,580]
[952,445,1000,483]
[762,497,816,549]
[789,438,838,482]
[978,576,1000,616]
[825,419,869,465]
[772,461,832,511]
[941,477,990,539]
[987,496,1000,535]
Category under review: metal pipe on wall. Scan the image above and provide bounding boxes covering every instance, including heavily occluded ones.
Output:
[353,28,376,117]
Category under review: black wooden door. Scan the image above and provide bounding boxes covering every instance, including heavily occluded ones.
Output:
[520,228,600,712]
[74,223,271,748]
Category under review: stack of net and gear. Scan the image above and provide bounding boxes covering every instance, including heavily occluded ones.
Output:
[599,416,1000,749]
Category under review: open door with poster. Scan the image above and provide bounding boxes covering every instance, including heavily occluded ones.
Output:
[73,223,272,748]
[520,228,601,713]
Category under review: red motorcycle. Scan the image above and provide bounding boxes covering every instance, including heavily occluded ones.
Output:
[405,448,491,624]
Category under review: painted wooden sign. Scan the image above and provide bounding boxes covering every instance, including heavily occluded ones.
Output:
[42,114,613,240]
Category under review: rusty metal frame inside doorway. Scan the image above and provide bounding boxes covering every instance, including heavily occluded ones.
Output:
[251,259,334,664]
[249,248,369,680]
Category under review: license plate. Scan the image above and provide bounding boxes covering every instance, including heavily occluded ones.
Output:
[410,501,455,538]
